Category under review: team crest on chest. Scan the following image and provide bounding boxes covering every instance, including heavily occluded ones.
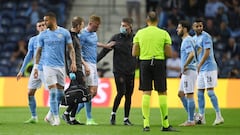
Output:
[57,34,63,39]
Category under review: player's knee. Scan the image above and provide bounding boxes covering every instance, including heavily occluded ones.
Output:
[207,90,215,97]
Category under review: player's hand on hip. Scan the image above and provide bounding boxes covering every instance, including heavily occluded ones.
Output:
[34,69,38,79]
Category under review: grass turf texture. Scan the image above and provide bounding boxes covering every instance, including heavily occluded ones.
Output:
[0,107,239,135]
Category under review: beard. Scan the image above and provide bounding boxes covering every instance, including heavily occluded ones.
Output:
[178,31,184,37]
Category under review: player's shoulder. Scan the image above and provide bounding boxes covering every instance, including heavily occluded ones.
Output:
[39,29,48,36]
[58,26,69,33]
[29,35,37,41]
[202,31,212,39]
[79,29,89,38]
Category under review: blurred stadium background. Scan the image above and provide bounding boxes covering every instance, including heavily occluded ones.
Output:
[0,0,239,78]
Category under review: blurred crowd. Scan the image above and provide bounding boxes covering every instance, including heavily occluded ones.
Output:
[0,0,73,76]
[151,0,240,78]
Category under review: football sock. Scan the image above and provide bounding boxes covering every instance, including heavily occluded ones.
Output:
[124,117,128,121]
[49,88,58,115]
[142,94,150,127]
[29,96,37,117]
[111,112,116,115]
[76,103,84,114]
[198,90,205,115]
[57,89,64,106]
[180,96,188,112]
[207,90,220,112]
[187,97,195,121]
[159,95,169,128]
[85,101,92,119]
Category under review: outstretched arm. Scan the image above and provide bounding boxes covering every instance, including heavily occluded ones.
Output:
[97,41,116,49]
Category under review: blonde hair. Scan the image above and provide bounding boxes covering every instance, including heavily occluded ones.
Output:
[89,15,101,24]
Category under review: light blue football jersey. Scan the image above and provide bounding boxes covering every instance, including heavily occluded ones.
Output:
[38,26,72,67]
[192,31,217,71]
[79,27,98,64]
[180,36,197,73]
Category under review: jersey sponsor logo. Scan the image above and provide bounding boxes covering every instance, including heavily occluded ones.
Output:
[204,41,211,45]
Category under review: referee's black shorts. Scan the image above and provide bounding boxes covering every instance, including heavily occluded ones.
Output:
[139,60,167,92]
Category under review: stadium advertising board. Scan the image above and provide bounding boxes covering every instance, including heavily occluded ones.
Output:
[0,77,239,108]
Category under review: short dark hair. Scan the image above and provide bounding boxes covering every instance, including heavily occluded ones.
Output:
[122,17,133,25]
[72,16,84,28]
[37,19,44,23]
[146,11,158,22]
[194,18,204,23]
[179,20,191,32]
[44,12,56,19]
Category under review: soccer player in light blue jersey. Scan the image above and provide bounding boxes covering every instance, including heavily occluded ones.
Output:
[192,18,224,126]
[177,20,197,126]
[76,15,115,125]
[17,20,46,124]
[34,12,77,126]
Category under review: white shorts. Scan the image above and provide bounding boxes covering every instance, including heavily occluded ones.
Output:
[83,62,98,86]
[197,70,218,89]
[179,70,197,94]
[28,70,48,90]
[43,66,66,87]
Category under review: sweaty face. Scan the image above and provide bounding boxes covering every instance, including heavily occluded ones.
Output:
[192,22,203,35]
[176,24,184,37]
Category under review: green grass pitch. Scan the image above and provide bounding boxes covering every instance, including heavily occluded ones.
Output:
[0,107,239,135]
